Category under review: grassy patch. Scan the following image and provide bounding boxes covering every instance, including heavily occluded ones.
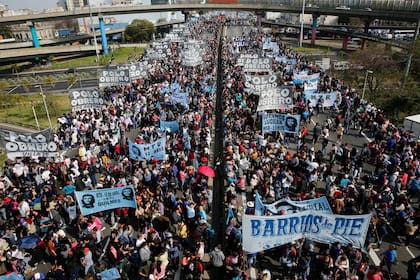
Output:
[293,45,332,54]
[0,94,70,130]
[35,47,145,70]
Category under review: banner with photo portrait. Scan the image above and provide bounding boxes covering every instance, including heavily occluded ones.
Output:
[257,87,294,111]
[262,113,300,134]
[128,138,166,161]
[69,89,105,112]
[4,129,58,158]
[75,185,137,216]
[98,68,130,88]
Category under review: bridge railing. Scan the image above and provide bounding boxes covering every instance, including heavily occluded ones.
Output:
[199,0,420,11]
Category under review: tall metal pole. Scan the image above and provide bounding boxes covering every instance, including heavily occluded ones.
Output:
[403,19,420,87]
[38,85,53,131]
[32,105,40,131]
[89,0,100,62]
[299,0,306,47]
[362,70,372,100]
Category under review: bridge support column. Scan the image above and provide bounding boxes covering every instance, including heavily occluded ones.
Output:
[311,16,318,46]
[361,39,366,50]
[256,12,265,34]
[342,35,348,50]
[182,10,189,22]
[99,16,109,55]
[363,20,370,34]
[28,21,40,48]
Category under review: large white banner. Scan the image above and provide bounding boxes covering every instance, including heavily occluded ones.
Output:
[244,74,279,95]
[304,92,338,108]
[254,193,333,215]
[257,86,294,111]
[118,62,148,80]
[98,68,130,88]
[70,89,105,112]
[237,54,272,72]
[243,213,372,253]
[4,129,58,158]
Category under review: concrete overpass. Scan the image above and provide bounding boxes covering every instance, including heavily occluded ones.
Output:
[263,20,411,49]
[0,45,103,64]
[0,2,419,27]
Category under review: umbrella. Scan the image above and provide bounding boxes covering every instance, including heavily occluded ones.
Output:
[18,235,40,250]
[198,165,215,178]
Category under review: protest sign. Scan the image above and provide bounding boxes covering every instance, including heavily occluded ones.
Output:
[171,92,189,106]
[4,129,58,158]
[160,120,179,133]
[243,212,371,252]
[75,185,137,216]
[257,86,294,111]
[244,74,279,95]
[304,92,338,107]
[262,113,300,134]
[128,138,166,161]
[98,68,130,88]
[237,54,272,72]
[254,193,333,216]
[119,62,148,80]
[69,89,105,112]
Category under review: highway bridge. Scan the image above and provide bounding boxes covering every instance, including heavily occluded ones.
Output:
[0,1,419,27]
[262,20,411,49]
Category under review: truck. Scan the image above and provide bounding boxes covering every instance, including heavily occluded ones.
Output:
[55,29,72,38]
[404,114,420,138]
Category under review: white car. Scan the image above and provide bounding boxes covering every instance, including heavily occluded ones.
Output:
[336,5,351,10]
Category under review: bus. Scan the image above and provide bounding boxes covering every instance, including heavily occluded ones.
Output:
[392,30,415,40]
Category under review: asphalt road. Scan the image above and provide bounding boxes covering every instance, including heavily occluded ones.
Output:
[6,78,99,95]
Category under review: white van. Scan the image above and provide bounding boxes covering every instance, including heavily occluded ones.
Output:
[348,38,362,48]
[333,61,350,71]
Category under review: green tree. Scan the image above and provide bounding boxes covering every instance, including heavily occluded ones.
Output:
[124,19,156,43]
[0,25,12,38]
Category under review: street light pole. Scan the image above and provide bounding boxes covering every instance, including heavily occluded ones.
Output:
[299,0,306,47]
[36,85,53,131]
[89,0,100,63]
[32,104,40,131]
[362,70,373,100]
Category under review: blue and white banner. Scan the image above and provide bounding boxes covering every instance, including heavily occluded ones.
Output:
[75,185,137,216]
[275,56,297,65]
[128,138,166,161]
[303,80,318,94]
[293,73,320,85]
[304,92,337,108]
[160,120,179,133]
[100,268,121,280]
[171,92,188,106]
[257,87,294,111]
[243,212,371,252]
[262,114,300,134]
[254,193,332,216]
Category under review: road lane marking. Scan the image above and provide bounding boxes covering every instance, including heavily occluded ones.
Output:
[361,131,373,143]
[405,246,416,258]
[369,248,382,266]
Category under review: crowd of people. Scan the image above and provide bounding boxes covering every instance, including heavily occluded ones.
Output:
[0,12,418,280]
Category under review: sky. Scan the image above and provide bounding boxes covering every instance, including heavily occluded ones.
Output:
[0,0,182,23]
[1,0,58,11]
